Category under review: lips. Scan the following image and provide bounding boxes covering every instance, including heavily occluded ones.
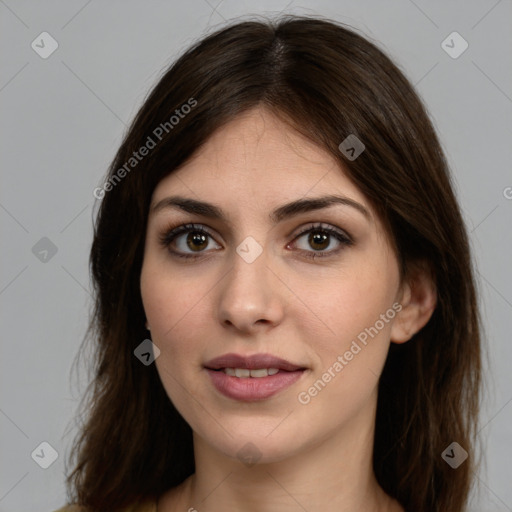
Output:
[204,353,306,372]
[204,352,307,401]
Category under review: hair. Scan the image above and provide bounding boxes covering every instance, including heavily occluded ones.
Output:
[64,14,483,512]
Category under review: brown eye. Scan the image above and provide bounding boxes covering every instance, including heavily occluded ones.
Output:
[159,223,221,259]
[308,231,330,251]
[159,222,353,262]
[290,223,353,260]
[186,231,209,252]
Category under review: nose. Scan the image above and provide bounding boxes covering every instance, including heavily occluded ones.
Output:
[216,244,285,334]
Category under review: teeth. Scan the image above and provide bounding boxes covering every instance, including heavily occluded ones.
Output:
[223,368,280,378]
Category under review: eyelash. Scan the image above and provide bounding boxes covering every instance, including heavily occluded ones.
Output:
[158,222,354,261]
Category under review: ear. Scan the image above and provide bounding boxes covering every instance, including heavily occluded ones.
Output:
[391,261,437,344]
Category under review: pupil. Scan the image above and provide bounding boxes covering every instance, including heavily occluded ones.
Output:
[310,232,328,250]
[187,232,207,251]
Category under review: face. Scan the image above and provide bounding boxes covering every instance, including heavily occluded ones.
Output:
[140,106,404,464]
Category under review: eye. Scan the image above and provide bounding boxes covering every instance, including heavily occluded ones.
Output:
[288,223,353,260]
[158,223,220,260]
[158,222,353,261]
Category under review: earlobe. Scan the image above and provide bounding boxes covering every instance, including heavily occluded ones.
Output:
[390,264,437,344]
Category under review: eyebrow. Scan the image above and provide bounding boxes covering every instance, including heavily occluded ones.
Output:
[150,194,371,224]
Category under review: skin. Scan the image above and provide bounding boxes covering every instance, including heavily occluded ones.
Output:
[140,105,436,512]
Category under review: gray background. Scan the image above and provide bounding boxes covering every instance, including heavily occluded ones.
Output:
[0,1,511,511]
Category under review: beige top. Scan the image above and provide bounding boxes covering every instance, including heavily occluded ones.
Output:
[53,499,157,512]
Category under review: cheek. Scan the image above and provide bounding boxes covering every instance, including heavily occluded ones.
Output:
[291,259,400,419]
[140,265,210,410]
[140,260,212,366]
[293,273,397,423]
[294,260,398,354]
[141,255,193,332]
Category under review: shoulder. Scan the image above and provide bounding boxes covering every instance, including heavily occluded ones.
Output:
[52,499,157,512]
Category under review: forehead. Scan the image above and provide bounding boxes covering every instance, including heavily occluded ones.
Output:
[151,106,370,216]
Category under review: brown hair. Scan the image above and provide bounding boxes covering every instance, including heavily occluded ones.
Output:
[65,14,482,512]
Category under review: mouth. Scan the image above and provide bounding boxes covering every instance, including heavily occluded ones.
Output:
[210,367,285,377]
[204,352,306,372]
[204,353,308,401]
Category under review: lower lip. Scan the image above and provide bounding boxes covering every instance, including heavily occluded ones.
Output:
[205,368,305,401]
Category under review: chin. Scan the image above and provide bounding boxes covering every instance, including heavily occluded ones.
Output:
[203,429,309,467]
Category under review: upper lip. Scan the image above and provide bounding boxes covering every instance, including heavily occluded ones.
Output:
[204,353,306,372]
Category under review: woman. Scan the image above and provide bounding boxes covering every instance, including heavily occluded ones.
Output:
[55,14,482,512]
